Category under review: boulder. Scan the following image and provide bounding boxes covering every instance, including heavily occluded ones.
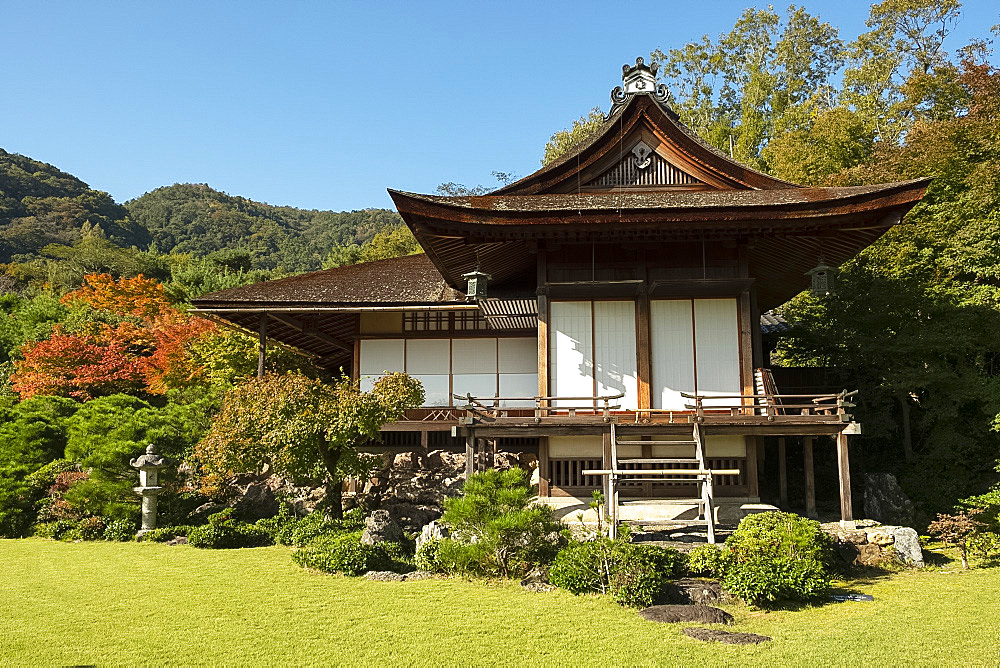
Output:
[682,628,770,645]
[360,509,405,546]
[891,526,924,568]
[364,570,435,582]
[415,520,450,552]
[864,473,915,527]
[663,579,730,606]
[188,502,226,522]
[638,605,733,625]
[393,452,421,470]
[232,482,279,521]
[522,582,556,593]
[387,504,442,536]
[856,543,889,567]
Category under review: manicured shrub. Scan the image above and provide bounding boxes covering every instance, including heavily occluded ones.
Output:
[77,516,107,541]
[103,518,136,542]
[686,544,734,577]
[438,469,565,578]
[34,519,79,540]
[292,531,389,576]
[188,509,272,549]
[414,538,444,573]
[140,525,193,542]
[722,511,834,607]
[274,508,365,546]
[549,539,687,607]
[255,506,296,541]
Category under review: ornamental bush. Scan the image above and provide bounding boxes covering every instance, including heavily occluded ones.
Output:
[549,539,687,607]
[273,507,366,546]
[414,538,444,572]
[188,509,272,549]
[102,518,136,542]
[34,519,79,540]
[77,516,107,541]
[292,531,390,576]
[140,525,192,542]
[686,544,734,577]
[722,511,834,607]
[438,469,565,578]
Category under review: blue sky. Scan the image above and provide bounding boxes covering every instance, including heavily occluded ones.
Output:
[2,1,997,212]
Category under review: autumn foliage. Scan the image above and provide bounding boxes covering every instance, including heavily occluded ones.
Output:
[11,274,217,399]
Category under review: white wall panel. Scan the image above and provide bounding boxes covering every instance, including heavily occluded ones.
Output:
[650,300,695,410]
[499,373,538,407]
[549,301,594,406]
[452,338,497,374]
[412,374,451,406]
[498,337,537,374]
[593,301,638,409]
[453,373,498,401]
[405,339,451,375]
[360,339,404,375]
[694,299,741,403]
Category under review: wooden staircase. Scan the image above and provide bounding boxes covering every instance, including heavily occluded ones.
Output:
[584,423,740,544]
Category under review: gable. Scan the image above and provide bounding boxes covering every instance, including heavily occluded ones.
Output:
[585,140,706,189]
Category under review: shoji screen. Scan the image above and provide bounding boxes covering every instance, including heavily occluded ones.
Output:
[359,339,405,392]
[593,301,638,410]
[497,337,537,407]
[650,300,696,410]
[693,299,741,403]
[452,338,498,401]
[405,339,451,406]
[549,301,594,407]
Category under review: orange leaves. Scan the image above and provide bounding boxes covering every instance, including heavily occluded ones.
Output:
[12,273,217,400]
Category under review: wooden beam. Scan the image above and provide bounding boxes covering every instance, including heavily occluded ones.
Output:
[778,437,789,509]
[745,436,759,499]
[803,436,817,519]
[269,313,353,353]
[538,436,550,497]
[738,291,754,407]
[257,313,267,378]
[836,431,854,526]
[636,290,651,412]
[465,432,475,480]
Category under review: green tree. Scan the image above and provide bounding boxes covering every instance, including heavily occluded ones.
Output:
[541,107,605,166]
[194,372,424,518]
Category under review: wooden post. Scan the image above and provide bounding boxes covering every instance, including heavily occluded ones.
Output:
[257,312,268,378]
[465,432,475,480]
[803,436,817,519]
[745,436,759,499]
[537,252,549,405]
[778,437,788,509]
[636,291,651,414]
[538,436,550,497]
[836,431,854,528]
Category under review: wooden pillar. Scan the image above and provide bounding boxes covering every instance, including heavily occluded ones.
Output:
[778,437,788,509]
[635,291,651,413]
[745,436,759,499]
[465,432,475,480]
[257,312,268,377]
[420,430,429,451]
[803,436,817,519]
[836,431,854,527]
[538,436,550,497]
[537,251,549,404]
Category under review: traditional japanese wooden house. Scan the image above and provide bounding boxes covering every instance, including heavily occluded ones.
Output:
[193,58,928,536]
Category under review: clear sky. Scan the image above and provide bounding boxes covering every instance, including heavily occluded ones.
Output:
[2,1,997,212]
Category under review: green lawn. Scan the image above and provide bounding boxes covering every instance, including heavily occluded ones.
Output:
[2,540,998,667]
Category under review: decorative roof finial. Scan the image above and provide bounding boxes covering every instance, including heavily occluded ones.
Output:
[610,56,671,116]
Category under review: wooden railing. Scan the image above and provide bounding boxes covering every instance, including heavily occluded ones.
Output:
[551,457,746,491]
[679,389,857,421]
[453,393,624,420]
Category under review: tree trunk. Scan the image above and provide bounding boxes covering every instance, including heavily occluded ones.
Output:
[317,440,344,520]
[896,392,914,463]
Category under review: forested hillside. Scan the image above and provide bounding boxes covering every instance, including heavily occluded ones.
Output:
[126,184,403,271]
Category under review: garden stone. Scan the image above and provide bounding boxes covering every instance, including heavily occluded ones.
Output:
[864,473,915,527]
[415,519,449,552]
[891,526,924,568]
[638,605,733,625]
[682,628,770,645]
[364,570,435,582]
[393,452,420,470]
[522,581,556,592]
[166,536,188,546]
[663,578,730,605]
[189,501,226,522]
[856,543,888,567]
[361,509,404,546]
[233,482,279,521]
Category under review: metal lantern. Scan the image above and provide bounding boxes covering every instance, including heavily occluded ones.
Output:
[806,262,835,297]
[462,270,491,301]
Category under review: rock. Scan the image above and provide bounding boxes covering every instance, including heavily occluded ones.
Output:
[864,473,915,527]
[423,450,464,471]
[638,605,733,625]
[834,541,861,565]
[842,530,868,545]
[401,571,435,581]
[663,579,730,606]
[891,526,924,568]
[166,536,188,546]
[188,502,225,522]
[522,582,556,592]
[856,543,888,567]
[233,482,279,521]
[360,509,405,546]
[364,570,435,582]
[866,529,896,547]
[387,504,442,536]
[682,628,770,645]
[416,520,450,552]
[393,452,421,470]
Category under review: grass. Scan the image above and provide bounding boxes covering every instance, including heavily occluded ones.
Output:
[2,540,999,666]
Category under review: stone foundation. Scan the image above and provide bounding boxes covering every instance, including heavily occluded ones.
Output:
[822,520,924,568]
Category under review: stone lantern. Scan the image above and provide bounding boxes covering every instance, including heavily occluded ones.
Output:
[131,444,166,537]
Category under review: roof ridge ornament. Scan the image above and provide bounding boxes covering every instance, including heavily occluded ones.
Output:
[610,57,670,115]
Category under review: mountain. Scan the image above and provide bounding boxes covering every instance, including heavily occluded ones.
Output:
[0,149,150,262]
[125,184,403,271]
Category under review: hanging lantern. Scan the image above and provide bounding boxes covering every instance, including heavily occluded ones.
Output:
[462,270,491,301]
[806,262,835,297]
